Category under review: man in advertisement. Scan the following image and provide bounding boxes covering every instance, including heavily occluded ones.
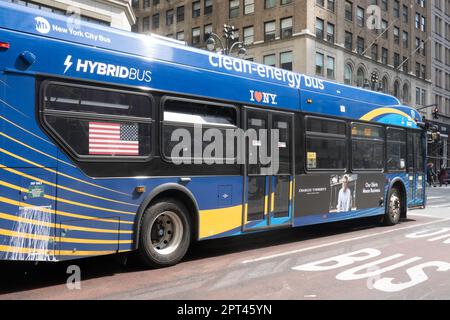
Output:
[337,175,352,212]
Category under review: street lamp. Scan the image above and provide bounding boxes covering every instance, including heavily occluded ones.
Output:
[206,24,247,58]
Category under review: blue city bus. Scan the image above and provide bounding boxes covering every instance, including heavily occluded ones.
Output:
[0,2,426,267]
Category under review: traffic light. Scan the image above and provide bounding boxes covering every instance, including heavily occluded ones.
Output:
[370,72,379,84]
[432,106,439,119]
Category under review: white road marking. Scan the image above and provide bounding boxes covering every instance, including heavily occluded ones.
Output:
[241,218,450,264]
[428,204,450,208]
[427,196,442,200]
[409,212,435,217]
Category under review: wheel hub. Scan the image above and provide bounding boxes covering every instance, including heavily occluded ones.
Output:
[149,211,183,256]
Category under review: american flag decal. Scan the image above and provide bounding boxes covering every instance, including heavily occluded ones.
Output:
[89,122,139,155]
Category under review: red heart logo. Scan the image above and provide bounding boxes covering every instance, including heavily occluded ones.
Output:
[254,91,263,102]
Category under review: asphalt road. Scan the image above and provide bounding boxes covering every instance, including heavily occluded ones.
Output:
[1,187,450,300]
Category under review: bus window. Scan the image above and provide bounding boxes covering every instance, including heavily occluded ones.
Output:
[305,117,347,170]
[407,131,415,172]
[161,97,237,163]
[42,82,152,159]
[351,123,384,170]
[414,132,425,172]
[386,128,406,171]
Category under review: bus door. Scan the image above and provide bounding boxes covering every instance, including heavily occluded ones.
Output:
[414,132,426,206]
[243,108,294,231]
[408,131,425,207]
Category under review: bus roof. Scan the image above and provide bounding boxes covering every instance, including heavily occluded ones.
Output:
[0,2,421,128]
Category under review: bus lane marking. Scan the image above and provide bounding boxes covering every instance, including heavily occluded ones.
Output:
[292,248,450,293]
[242,217,450,264]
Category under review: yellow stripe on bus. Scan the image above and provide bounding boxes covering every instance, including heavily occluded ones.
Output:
[0,228,132,244]
[0,147,129,196]
[0,180,136,216]
[199,205,242,239]
[0,165,138,207]
[0,196,132,225]
[360,108,416,122]
[0,131,76,168]
[0,116,53,145]
[0,212,132,234]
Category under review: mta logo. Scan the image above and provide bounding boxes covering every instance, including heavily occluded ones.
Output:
[35,17,50,34]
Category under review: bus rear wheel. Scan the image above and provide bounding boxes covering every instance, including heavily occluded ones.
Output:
[138,199,191,268]
[383,187,402,226]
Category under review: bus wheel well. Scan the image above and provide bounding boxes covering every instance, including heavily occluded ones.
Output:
[136,190,198,247]
[391,181,407,219]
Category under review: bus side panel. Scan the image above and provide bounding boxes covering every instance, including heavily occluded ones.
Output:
[293,173,386,227]
[0,74,59,261]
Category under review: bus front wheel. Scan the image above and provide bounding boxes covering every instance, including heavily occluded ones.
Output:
[138,199,191,268]
[383,187,402,226]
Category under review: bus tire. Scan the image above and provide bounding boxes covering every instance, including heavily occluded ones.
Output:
[138,199,191,268]
[383,187,402,226]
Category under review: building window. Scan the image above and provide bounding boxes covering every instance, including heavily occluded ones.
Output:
[403,5,409,23]
[229,0,239,18]
[394,81,400,98]
[357,6,364,27]
[192,1,201,18]
[132,0,139,9]
[394,0,400,17]
[204,24,212,41]
[281,17,293,39]
[402,56,409,72]
[152,13,159,29]
[381,20,388,39]
[281,0,293,4]
[316,18,324,40]
[280,51,293,71]
[421,65,426,79]
[327,23,335,43]
[243,26,254,45]
[244,0,254,15]
[166,9,174,26]
[176,31,185,41]
[356,67,365,87]
[382,47,388,64]
[327,0,335,12]
[344,64,353,85]
[192,27,200,45]
[402,84,409,102]
[381,0,388,11]
[356,37,364,55]
[316,52,324,76]
[402,31,409,48]
[371,44,378,61]
[264,54,276,67]
[382,76,389,94]
[327,56,335,79]
[143,16,150,32]
[394,27,400,44]
[264,20,276,41]
[177,6,185,22]
[345,31,353,50]
[204,0,213,15]
[265,0,276,9]
[316,0,324,7]
[345,1,353,21]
